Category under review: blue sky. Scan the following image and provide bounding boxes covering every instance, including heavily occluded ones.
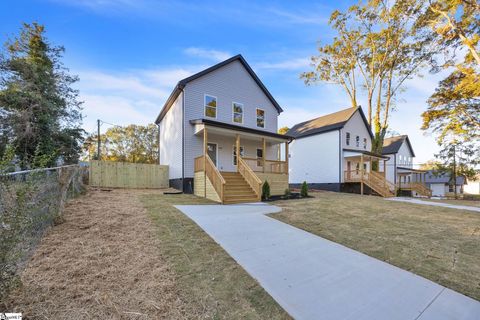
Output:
[0,0,445,164]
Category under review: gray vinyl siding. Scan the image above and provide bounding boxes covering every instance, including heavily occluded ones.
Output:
[159,92,183,179]
[182,60,279,178]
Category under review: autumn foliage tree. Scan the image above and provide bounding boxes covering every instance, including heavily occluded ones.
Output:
[419,0,479,157]
[302,0,434,154]
[84,124,159,164]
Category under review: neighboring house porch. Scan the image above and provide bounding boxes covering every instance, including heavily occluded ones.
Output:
[343,150,396,197]
[396,167,432,197]
[192,119,291,204]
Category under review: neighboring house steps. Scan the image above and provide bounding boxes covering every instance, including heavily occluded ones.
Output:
[345,169,396,197]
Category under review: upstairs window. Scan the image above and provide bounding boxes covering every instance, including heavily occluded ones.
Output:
[232,102,243,124]
[346,132,350,145]
[205,95,217,118]
[363,138,367,149]
[356,135,360,147]
[256,109,265,128]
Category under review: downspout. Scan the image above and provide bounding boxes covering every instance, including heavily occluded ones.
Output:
[181,87,185,193]
[338,130,342,187]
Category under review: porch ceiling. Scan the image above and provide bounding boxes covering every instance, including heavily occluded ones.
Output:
[191,120,290,144]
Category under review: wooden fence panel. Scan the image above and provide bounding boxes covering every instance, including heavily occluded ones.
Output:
[89,161,169,189]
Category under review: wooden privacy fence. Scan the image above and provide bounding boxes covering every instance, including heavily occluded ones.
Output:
[89,161,169,189]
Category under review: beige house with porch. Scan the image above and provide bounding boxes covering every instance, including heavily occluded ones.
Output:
[156,54,291,204]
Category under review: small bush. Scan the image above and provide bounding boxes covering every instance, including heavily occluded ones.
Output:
[284,188,291,198]
[301,181,308,197]
[262,181,270,200]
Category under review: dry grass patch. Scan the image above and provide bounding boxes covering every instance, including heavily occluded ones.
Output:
[270,191,480,301]
[141,193,290,320]
[4,188,187,319]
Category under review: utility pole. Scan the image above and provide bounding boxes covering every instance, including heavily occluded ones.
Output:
[97,119,101,161]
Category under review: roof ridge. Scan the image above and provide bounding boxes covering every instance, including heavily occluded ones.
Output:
[290,106,357,129]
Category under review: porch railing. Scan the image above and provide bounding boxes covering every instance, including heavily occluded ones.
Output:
[238,157,262,201]
[344,170,395,197]
[242,157,288,174]
[194,154,225,202]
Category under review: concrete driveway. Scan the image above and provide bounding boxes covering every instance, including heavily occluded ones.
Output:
[176,203,480,320]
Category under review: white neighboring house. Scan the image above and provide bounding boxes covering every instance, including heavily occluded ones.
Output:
[287,106,395,197]
[155,54,291,204]
[425,171,465,197]
[464,174,480,195]
[380,135,431,197]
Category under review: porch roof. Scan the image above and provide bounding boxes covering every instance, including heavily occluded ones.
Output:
[190,119,293,142]
[343,148,390,160]
[397,166,426,173]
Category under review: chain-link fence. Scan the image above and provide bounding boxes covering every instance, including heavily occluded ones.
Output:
[0,165,88,302]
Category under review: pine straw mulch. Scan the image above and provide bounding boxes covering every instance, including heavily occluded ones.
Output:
[3,188,188,319]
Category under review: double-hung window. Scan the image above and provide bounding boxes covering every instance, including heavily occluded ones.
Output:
[355,136,360,147]
[205,95,217,118]
[233,145,244,165]
[256,109,265,128]
[363,138,367,149]
[346,132,350,146]
[232,102,243,124]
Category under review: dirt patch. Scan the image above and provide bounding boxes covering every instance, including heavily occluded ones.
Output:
[4,188,188,319]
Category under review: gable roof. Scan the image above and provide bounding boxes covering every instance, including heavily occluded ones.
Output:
[382,135,415,157]
[424,170,465,185]
[155,54,283,124]
[287,106,373,139]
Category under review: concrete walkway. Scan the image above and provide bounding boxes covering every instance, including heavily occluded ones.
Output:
[386,197,480,213]
[176,203,480,320]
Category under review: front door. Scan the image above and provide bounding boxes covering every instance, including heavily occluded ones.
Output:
[207,143,217,167]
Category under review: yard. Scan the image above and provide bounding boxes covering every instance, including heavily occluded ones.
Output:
[270,191,480,301]
[424,198,480,207]
[3,188,289,319]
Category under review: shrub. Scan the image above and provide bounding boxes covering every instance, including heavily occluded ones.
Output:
[284,188,291,198]
[262,181,270,200]
[301,181,308,197]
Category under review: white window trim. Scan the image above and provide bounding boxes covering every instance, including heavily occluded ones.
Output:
[204,94,217,119]
[256,148,263,167]
[232,101,243,124]
[346,132,350,146]
[363,138,367,149]
[232,145,245,166]
[256,108,265,128]
[355,135,360,147]
[207,142,218,167]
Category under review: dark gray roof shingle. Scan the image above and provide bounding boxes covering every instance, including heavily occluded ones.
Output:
[287,106,372,139]
[382,135,415,157]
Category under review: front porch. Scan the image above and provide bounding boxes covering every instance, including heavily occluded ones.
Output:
[396,167,431,197]
[192,120,291,203]
[343,150,395,197]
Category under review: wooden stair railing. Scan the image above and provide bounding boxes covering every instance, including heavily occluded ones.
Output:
[205,154,226,203]
[411,182,432,197]
[238,157,262,201]
[345,170,395,197]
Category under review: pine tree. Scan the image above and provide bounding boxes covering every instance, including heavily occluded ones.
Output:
[0,23,83,169]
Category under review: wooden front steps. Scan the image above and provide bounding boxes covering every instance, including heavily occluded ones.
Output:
[221,172,259,204]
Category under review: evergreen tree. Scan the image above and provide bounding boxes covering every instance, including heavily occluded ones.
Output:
[0,23,83,169]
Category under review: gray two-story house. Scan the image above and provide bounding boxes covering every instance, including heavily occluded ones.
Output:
[155,55,292,203]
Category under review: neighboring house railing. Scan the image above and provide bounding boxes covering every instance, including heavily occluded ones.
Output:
[344,169,395,197]
[242,157,288,174]
[238,157,262,201]
[396,182,432,197]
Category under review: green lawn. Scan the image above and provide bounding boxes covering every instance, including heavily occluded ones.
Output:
[270,191,480,301]
[141,193,290,319]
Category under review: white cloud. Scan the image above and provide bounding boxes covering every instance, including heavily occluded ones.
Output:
[75,66,196,134]
[256,57,311,71]
[267,8,328,26]
[184,47,232,62]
